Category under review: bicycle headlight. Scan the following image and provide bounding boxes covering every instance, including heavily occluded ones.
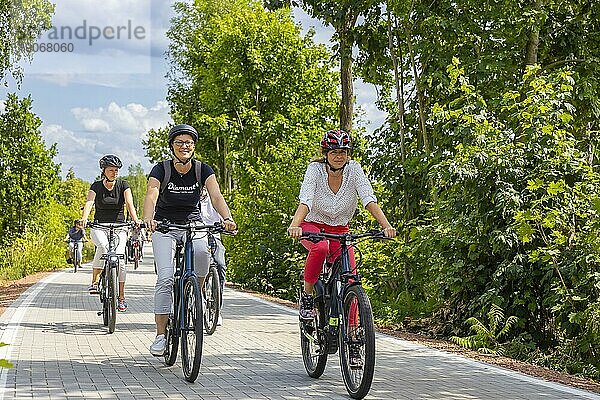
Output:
[109,255,119,263]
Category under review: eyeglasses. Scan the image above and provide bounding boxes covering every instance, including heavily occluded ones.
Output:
[173,140,195,148]
[329,149,348,157]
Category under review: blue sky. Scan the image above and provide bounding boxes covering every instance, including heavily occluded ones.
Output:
[1,1,385,182]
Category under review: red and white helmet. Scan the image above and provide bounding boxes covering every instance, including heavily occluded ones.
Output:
[320,129,352,152]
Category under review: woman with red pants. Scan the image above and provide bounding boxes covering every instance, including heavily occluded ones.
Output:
[287,129,396,320]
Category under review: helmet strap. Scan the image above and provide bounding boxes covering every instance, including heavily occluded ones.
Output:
[326,159,347,173]
[172,150,193,166]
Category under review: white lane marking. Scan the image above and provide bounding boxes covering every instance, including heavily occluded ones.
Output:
[0,271,64,400]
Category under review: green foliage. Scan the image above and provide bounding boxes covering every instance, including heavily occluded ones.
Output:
[157,0,340,297]
[120,163,146,217]
[451,304,519,355]
[0,97,88,280]
[0,94,60,244]
[0,0,54,83]
[409,63,600,374]
[0,342,12,369]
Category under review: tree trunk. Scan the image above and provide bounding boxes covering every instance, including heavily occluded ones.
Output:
[338,9,357,133]
[387,8,411,291]
[388,10,406,163]
[406,27,429,153]
[524,0,544,66]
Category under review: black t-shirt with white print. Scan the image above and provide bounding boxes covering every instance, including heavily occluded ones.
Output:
[149,159,215,223]
[90,179,130,222]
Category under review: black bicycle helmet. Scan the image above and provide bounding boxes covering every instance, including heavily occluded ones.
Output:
[168,124,198,144]
[99,154,122,169]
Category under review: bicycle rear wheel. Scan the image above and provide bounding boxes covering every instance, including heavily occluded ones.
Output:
[203,265,221,335]
[339,285,375,399]
[181,276,203,382]
[107,266,118,334]
[300,296,328,378]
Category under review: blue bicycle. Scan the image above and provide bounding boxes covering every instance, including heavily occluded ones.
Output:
[157,221,227,382]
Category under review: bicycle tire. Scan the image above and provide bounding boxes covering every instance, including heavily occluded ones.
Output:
[164,313,179,366]
[181,276,203,382]
[100,272,108,327]
[134,249,140,270]
[73,245,78,273]
[339,285,375,399]
[107,266,118,334]
[203,265,221,335]
[300,296,328,378]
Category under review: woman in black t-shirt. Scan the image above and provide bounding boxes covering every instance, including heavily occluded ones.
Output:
[142,124,237,357]
[81,154,140,312]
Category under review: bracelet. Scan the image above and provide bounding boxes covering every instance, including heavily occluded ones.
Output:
[224,217,234,222]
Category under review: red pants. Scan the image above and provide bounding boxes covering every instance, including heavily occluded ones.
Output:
[300,221,356,284]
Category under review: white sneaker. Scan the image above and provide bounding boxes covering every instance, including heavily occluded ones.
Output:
[217,313,223,326]
[150,334,166,356]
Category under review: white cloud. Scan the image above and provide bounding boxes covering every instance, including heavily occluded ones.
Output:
[44,100,171,181]
[0,99,5,113]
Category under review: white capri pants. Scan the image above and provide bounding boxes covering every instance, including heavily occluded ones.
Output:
[90,227,128,283]
[152,229,210,314]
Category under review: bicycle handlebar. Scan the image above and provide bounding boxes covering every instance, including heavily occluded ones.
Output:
[155,221,235,235]
[299,230,391,243]
[87,221,138,229]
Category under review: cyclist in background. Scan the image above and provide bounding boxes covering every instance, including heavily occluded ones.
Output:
[142,124,237,356]
[287,130,396,320]
[81,154,140,312]
[64,220,87,264]
[126,225,144,262]
[200,187,227,326]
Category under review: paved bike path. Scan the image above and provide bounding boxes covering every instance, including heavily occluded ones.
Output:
[0,244,598,400]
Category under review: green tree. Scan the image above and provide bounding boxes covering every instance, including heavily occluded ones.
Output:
[0,0,54,83]
[299,0,379,132]
[152,0,339,297]
[0,94,59,242]
[120,163,147,218]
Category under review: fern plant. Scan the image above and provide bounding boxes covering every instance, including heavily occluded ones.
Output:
[451,304,518,355]
[0,342,13,369]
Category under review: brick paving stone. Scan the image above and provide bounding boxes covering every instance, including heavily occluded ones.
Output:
[1,244,599,400]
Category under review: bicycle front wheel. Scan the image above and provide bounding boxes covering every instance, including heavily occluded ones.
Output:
[99,272,108,327]
[107,266,118,334]
[300,296,328,378]
[203,265,221,335]
[339,285,375,399]
[164,313,179,366]
[73,248,80,273]
[181,276,203,382]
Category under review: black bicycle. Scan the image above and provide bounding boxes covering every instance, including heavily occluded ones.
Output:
[88,221,133,334]
[66,239,85,273]
[298,230,389,399]
[157,221,227,382]
[126,233,143,270]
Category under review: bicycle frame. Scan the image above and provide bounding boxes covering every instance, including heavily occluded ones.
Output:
[303,231,385,352]
[315,236,360,352]
[172,229,197,338]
